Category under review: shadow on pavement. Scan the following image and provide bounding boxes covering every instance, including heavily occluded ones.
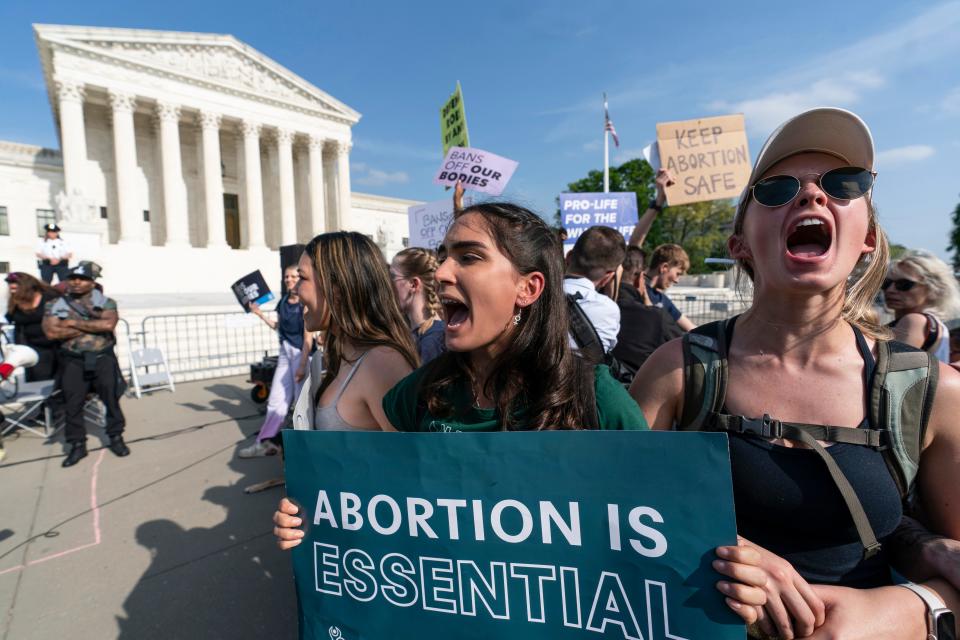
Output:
[116,432,297,638]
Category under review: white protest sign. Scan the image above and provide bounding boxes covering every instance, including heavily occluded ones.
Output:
[433,146,518,196]
[407,195,474,251]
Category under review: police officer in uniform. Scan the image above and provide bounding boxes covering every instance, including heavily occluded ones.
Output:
[35,223,73,284]
[42,261,130,467]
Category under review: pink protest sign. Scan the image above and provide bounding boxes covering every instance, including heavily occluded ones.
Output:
[433,146,519,196]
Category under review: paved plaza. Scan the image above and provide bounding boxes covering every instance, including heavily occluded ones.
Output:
[0,376,297,639]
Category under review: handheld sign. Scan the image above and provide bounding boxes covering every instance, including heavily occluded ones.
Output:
[434,146,518,196]
[284,430,742,640]
[560,192,639,246]
[231,270,274,312]
[656,114,751,206]
[408,196,475,252]
[440,82,470,156]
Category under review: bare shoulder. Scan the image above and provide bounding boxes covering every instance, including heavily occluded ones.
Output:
[898,313,929,331]
[629,337,686,430]
[360,346,415,386]
[927,360,960,447]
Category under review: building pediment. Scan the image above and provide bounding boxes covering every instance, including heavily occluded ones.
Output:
[34,24,360,124]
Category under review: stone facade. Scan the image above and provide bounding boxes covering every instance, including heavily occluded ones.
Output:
[0,25,419,295]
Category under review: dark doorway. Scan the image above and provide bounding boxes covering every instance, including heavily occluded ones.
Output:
[223,194,240,249]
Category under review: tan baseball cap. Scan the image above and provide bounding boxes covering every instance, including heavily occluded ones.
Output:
[748,107,875,186]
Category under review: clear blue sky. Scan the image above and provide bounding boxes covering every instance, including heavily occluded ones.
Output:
[2,1,958,258]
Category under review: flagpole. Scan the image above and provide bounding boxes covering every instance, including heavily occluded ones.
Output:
[603,94,610,193]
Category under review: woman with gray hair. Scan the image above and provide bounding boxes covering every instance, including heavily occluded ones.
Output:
[885,250,960,362]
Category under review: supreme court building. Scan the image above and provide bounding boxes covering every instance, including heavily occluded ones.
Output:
[0,25,418,295]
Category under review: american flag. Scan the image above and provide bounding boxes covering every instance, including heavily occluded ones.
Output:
[604,93,620,148]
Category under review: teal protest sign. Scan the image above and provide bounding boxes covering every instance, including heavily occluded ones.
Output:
[283,430,741,640]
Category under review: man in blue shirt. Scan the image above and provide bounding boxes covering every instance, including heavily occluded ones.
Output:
[644,243,695,331]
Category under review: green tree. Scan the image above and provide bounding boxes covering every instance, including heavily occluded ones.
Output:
[888,243,909,261]
[949,199,960,271]
[563,158,734,273]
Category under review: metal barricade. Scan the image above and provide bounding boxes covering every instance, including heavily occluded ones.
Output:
[139,311,278,382]
[676,293,753,326]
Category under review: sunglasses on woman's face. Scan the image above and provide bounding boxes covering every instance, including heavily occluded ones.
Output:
[882,278,917,292]
[751,166,876,208]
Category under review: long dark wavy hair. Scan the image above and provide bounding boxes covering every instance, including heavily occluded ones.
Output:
[6,272,59,316]
[419,202,595,430]
[303,232,419,400]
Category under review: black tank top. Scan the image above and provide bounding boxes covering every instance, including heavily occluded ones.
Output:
[724,321,902,588]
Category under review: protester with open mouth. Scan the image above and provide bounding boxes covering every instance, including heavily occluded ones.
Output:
[631,107,960,639]
[884,250,960,362]
[274,201,773,624]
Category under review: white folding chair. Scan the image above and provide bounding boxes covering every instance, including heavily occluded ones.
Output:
[128,346,175,399]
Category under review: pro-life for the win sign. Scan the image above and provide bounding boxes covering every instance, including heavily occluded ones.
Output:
[283,431,743,640]
[560,192,639,246]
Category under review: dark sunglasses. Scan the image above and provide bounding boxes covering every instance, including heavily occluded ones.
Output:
[751,166,876,208]
[882,278,917,292]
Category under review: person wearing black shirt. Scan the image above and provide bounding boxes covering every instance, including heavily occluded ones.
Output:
[5,272,61,381]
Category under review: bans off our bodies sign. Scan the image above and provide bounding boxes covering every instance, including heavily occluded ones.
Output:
[433,146,518,196]
[656,114,752,206]
[283,430,742,640]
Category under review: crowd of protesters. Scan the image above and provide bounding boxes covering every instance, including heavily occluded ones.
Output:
[4,105,960,637]
[268,108,960,639]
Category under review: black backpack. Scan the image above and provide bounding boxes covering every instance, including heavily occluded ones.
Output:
[565,292,632,385]
[678,317,939,559]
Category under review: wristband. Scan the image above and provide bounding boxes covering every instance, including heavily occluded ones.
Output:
[648,199,664,213]
[897,582,955,640]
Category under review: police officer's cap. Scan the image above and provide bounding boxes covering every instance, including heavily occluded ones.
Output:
[44,223,61,233]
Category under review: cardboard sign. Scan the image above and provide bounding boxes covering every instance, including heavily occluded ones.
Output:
[433,147,518,196]
[231,270,274,312]
[408,196,475,252]
[656,114,751,206]
[560,192,639,246]
[441,82,471,156]
[283,430,742,640]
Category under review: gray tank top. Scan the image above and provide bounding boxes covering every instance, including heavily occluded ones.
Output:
[312,352,377,431]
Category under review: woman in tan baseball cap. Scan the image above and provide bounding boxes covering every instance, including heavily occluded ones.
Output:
[632,107,960,639]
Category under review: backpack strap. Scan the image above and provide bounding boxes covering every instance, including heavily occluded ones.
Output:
[566,292,605,362]
[679,318,732,429]
[920,312,940,352]
[871,340,939,502]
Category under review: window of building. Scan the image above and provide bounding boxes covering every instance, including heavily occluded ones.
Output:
[36,209,57,236]
[402,237,409,248]
[0,262,9,274]
[100,206,108,220]
[143,210,150,222]
[0,206,8,236]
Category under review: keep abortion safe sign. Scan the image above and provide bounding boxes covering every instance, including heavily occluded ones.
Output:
[656,114,752,206]
[283,430,742,640]
[560,192,639,246]
[433,146,518,196]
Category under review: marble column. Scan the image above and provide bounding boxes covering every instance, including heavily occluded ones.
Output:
[334,140,352,230]
[56,80,87,197]
[276,128,297,246]
[242,120,266,249]
[307,134,326,235]
[109,90,141,243]
[155,101,190,246]
[199,111,227,248]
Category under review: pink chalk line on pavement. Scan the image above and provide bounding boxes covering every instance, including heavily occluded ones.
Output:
[0,448,106,576]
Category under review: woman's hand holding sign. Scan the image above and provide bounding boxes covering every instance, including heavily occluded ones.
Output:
[274,497,304,550]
